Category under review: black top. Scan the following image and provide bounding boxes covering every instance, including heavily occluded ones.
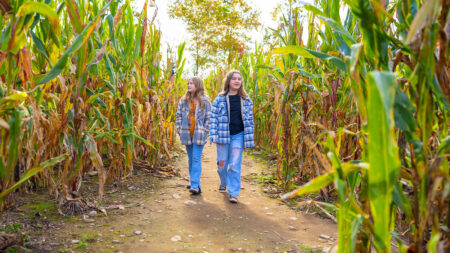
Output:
[228,94,244,135]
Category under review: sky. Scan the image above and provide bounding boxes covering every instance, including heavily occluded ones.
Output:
[131,0,310,75]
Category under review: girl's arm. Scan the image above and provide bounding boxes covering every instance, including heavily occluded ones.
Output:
[209,98,219,143]
[175,100,182,134]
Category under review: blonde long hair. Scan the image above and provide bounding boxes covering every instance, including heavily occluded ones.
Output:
[183,76,206,109]
[219,70,248,97]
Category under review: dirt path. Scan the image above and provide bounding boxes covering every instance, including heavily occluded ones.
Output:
[61,144,337,252]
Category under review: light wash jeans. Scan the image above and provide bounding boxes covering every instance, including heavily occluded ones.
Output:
[186,144,205,189]
[216,132,244,198]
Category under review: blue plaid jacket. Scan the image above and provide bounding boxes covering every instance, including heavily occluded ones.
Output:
[176,96,212,146]
[209,94,255,148]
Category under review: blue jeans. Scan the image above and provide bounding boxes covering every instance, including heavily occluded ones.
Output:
[216,132,244,198]
[186,144,205,189]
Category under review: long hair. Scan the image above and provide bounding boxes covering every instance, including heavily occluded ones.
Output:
[183,76,206,109]
[219,70,248,97]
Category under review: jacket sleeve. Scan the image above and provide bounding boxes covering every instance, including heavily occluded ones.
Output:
[248,98,255,129]
[209,97,219,143]
[204,99,212,134]
[175,100,182,135]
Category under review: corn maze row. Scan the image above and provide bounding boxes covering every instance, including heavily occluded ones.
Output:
[1,0,448,252]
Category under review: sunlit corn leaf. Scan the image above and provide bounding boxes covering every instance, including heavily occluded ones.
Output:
[367,71,400,251]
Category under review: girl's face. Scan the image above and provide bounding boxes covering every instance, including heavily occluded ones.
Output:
[229,73,242,91]
[188,79,196,93]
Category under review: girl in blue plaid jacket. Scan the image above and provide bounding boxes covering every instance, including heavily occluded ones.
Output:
[209,70,255,203]
[176,77,211,195]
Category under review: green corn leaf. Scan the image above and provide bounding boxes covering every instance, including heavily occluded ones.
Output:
[93,107,106,125]
[0,159,5,180]
[271,46,314,58]
[304,49,348,72]
[318,15,356,44]
[106,14,117,49]
[427,230,440,253]
[255,65,284,80]
[39,1,111,84]
[431,75,450,111]
[86,93,102,104]
[16,1,58,29]
[65,0,84,33]
[350,215,364,253]
[271,46,348,72]
[393,183,413,220]
[104,55,117,89]
[393,87,417,141]
[131,133,155,149]
[367,71,400,252]
[29,31,52,66]
[9,31,27,54]
[438,136,449,157]
[281,161,367,200]
[48,22,61,48]
[5,109,21,185]
[281,172,335,199]
[0,154,68,201]
[304,4,325,16]
[96,97,107,109]
[405,0,439,44]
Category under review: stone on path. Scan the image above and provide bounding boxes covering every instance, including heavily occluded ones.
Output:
[171,235,181,242]
[266,212,273,216]
[172,194,181,199]
[288,226,297,231]
[184,200,197,205]
[319,234,331,240]
[71,240,79,244]
[83,215,95,223]
[112,239,120,244]
[88,210,98,217]
[290,217,297,221]
[134,230,142,235]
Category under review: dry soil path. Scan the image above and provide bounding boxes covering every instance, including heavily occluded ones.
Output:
[64,143,337,252]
